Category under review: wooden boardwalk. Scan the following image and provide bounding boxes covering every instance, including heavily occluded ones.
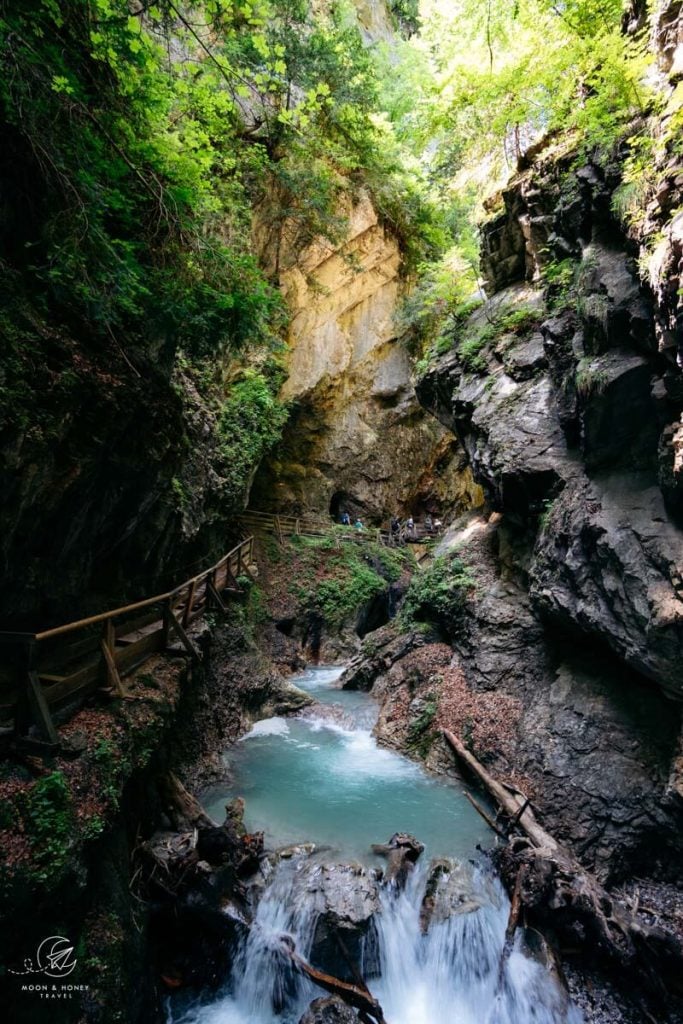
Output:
[241,509,433,547]
[0,536,255,745]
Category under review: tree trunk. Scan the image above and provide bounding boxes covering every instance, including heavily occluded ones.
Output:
[442,730,683,1001]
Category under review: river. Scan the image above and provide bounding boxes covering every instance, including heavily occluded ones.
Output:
[169,666,582,1024]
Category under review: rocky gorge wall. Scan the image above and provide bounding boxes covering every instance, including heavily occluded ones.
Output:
[347,4,683,899]
[251,192,481,521]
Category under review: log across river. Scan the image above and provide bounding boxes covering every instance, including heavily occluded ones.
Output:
[167,667,583,1024]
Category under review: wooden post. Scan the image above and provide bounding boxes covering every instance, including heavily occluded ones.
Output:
[166,608,200,660]
[14,639,36,739]
[207,580,227,614]
[25,643,58,746]
[183,579,197,627]
[237,544,243,577]
[162,599,172,650]
[101,618,126,697]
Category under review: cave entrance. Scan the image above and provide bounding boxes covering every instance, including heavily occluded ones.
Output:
[329,490,365,524]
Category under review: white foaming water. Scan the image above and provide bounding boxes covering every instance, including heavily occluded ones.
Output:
[371,866,581,1024]
[244,718,291,739]
[177,667,583,1024]
[169,858,581,1024]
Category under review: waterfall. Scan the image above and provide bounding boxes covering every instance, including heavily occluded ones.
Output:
[370,865,581,1024]
[169,857,582,1024]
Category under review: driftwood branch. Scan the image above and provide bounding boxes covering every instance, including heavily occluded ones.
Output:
[282,939,388,1024]
[463,790,507,839]
[442,730,683,1000]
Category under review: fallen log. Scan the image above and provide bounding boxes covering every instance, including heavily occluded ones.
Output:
[443,730,557,851]
[463,790,507,839]
[159,772,217,830]
[280,936,388,1024]
[442,729,683,1001]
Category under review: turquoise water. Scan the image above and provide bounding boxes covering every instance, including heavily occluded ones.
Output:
[203,666,491,863]
[177,667,582,1024]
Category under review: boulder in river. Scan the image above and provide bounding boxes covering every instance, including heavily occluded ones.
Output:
[419,859,484,932]
[307,863,381,983]
[299,996,358,1024]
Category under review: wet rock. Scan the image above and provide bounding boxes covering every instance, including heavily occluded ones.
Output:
[578,243,653,356]
[341,624,427,692]
[418,352,580,521]
[278,843,317,859]
[306,863,381,982]
[503,332,548,381]
[419,860,483,932]
[299,996,358,1024]
[531,472,683,699]
[576,350,659,470]
[659,415,683,521]
[260,680,315,717]
[515,649,682,880]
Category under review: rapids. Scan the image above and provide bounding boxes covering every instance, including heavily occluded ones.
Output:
[170,666,583,1024]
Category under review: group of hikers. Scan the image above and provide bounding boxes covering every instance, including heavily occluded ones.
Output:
[339,510,365,531]
[338,509,442,541]
[390,512,442,539]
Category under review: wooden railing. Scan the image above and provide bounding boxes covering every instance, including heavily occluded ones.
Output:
[241,509,393,546]
[241,509,435,548]
[0,536,255,744]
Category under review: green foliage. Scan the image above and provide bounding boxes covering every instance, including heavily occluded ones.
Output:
[92,738,126,810]
[459,325,495,373]
[0,0,285,355]
[216,365,289,506]
[575,358,609,396]
[457,303,541,374]
[282,532,411,628]
[377,0,660,332]
[398,248,481,352]
[315,559,387,628]
[0,0,437,363]
[542,257,580,311]
[539,497,556,529]
[21,771,74,883]
[389,0,420,37]
[400,553,475,635]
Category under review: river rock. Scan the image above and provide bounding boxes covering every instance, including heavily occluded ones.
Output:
[299,996,358,1024]
[306,863,381,982]
[419,860,483,932]
[341,624,428,692]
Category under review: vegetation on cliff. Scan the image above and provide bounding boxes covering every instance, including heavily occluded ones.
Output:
[387,0,665,357]
[0,0,438,619]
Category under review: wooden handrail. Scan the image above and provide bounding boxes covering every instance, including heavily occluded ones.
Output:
[23,535,254,643]
[241,509,394,545]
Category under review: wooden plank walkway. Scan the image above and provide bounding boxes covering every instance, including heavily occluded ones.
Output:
[0,535,255,744]
[240,509,434,547]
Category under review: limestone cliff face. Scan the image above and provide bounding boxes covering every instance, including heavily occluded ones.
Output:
[252,192,481,519]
